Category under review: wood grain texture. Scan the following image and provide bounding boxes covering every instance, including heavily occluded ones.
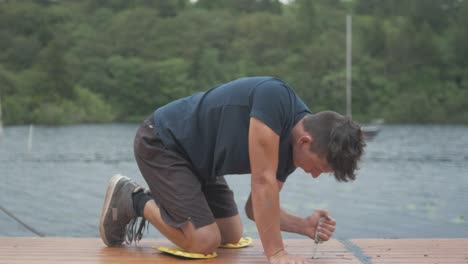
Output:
[1,238,467,263]
[352,238,468,264]
[0,238,357,264]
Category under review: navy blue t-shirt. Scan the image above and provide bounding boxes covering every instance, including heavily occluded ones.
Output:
[154,76,311,182]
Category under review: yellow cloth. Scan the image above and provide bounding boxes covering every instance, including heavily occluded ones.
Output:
[219,236,253,249]
[151,246,217,259]
[152,237,253,259]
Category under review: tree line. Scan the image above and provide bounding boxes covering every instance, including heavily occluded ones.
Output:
[1,0,467,125]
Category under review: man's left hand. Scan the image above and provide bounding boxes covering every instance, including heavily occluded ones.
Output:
[304,210,336,241]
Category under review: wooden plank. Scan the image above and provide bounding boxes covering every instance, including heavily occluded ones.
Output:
[0,238,359,264]
[352,238,468,264]
[2,238,467,263]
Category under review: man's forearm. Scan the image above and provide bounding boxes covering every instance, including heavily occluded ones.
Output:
[246,196,308,236]
[279,208,307,236]
[251,181,284,258]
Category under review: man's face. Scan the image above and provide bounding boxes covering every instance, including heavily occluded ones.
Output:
[293,136,332,178]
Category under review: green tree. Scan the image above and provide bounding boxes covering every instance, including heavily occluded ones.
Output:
[196,0,282,14]
[0,0,467,125]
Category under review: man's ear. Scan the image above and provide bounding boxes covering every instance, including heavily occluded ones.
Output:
[299,135,313,145]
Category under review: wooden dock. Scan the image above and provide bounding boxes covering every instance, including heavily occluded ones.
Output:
[0,237,467,264]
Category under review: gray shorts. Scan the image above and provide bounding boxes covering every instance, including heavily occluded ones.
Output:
[133,116,238,229]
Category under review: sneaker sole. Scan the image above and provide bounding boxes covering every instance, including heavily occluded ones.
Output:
[99,174,129,247]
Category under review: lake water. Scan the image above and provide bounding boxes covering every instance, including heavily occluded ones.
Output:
[0,124,467,240]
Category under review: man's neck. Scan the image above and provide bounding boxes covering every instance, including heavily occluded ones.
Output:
[291,118,305,144]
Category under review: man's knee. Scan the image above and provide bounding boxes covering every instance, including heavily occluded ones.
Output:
[221,227,242,244]
[217,215,243,244]
[183,222,221,254]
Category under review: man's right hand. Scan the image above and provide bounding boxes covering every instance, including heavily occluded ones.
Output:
[269,250,312,264]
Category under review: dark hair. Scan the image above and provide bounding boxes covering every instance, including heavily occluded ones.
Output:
[302,111,365,182]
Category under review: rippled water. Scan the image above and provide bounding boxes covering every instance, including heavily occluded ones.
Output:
[0,124,467,239]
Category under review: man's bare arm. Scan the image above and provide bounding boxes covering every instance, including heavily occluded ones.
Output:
[245,184,336,241]
[248,117,284,259]
[245,184,309,236]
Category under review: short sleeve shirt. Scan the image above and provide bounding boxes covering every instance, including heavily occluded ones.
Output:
[154,76,311,182]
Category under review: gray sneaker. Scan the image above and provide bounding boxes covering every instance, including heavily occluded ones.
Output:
[99,174,146,247]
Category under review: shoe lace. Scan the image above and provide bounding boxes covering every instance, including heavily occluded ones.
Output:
[125,217,148,244]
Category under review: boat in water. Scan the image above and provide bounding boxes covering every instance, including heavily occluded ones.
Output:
[362,125,380,140]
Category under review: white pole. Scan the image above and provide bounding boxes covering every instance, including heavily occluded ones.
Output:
[27,124,33,153]
[346,15,352,118]
[0,96,3,141]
